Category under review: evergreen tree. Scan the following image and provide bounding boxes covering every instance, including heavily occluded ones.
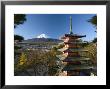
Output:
[14,35,24,42]
[14,14,26,28]
[88,15,97,32]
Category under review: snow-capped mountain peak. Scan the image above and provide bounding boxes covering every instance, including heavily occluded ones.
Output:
[37,34,48,38]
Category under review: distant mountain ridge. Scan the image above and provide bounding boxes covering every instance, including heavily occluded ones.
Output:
[22,38,62,43]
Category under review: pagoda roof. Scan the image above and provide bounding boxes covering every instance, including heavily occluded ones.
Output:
[62,64,93,71]
[63,49,84,53]
[65,34,86,37]
[58,47,88,52]
[56,55,90,61]
[63,57,90,62]
[61,34,86,39]
[64,41,87,44]
[63,49,73,53]
[56,54,67,60]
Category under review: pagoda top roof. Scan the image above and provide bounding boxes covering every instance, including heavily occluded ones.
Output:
[65,34,86,37]
[61,34,86,39]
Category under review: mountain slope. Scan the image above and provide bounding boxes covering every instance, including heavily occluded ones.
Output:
[23,38,62,43]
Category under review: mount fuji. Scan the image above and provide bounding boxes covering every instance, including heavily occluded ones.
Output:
[23,34,62,43]
[37,34,49,38]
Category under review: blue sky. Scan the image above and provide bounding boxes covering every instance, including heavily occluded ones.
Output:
[14,14,96,41]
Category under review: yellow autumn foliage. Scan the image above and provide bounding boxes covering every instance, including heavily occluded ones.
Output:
[19,52,27,65]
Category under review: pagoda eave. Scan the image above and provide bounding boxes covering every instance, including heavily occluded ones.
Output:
[62,58,90,62]
[65,34,86,37]
[58,48,88,52]
[64,42,87,44]
[62,65,93,71]
[61,34,86,39]
[56,55,90,61]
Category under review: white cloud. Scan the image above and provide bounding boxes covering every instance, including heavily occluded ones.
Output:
[37,34,49,38]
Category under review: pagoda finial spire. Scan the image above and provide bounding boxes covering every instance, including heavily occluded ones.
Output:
[70,16,73,34]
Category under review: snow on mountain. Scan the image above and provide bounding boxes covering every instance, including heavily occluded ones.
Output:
[37,34,48,38]
[22,34,62,43]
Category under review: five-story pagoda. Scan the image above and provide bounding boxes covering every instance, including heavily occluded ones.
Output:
[57,16,93,76]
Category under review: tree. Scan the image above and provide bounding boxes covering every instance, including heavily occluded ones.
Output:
[88,15,97,32]
[92,38,97,43]
[25,50,49,76]
[14,35,24,42]
[81,41,89,47]
[19,52,27,65]
[14,14,26,28]
[14,52,28,76]
[44,50,59,76]
[83,43,97,64]
[14,48,60,76]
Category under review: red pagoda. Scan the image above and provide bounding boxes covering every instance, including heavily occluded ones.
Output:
[57,16,93,76]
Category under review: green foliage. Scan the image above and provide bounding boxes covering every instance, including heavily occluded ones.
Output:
[14,35,24,41]
[57,44,64,49]
[14,14,26,28]
[88,15,97,27]
[84,43,97,64]
[44,50,59,76]
[81,41,89,47]
[92,38,97,43]
[14,43,61,76]
[14,46,22,50]
[48,66,59,76]
[52,46,58,51]
[88,15,97,32]
[17,49,60,76]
